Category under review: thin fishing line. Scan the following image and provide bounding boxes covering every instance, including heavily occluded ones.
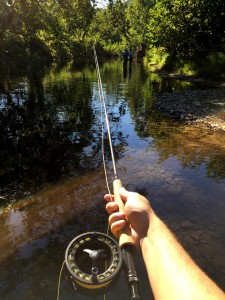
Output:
[56,48,118,300]
[94,45,118,300]
[93,45,118,180]
[100,79,111,197]
[93,45,114,202]
[56,260,65,300]
[94,46,112,300]
[96,54,112,234]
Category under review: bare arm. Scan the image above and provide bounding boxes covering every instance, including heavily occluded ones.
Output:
[105,188,225,300]
[142,212,225,300]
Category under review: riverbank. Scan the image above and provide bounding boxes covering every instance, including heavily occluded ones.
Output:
[153,77,225,132]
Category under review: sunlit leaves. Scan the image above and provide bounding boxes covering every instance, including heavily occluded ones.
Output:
[126,0,150,49]
[90,0,128,52]
[147,0,225,58]
[1,0,225,63]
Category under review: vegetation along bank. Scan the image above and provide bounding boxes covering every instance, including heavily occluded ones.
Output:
[1,0,225,79]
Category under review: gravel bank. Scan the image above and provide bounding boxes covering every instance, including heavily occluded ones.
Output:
[154,89,225,131]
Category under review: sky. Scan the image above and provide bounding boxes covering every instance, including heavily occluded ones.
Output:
[95,0,109,8]
[95,0,127,8]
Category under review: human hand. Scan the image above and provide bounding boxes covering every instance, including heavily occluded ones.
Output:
[104,187,152,247]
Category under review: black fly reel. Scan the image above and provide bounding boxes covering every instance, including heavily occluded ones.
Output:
[65,232,123,291]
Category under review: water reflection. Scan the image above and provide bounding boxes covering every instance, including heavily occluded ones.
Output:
[0,171,139,299]
[0,63,127,203]
[0,60,225,299]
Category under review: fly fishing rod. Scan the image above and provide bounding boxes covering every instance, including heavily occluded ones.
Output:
[93,44,141,300]
[64,46,141,299]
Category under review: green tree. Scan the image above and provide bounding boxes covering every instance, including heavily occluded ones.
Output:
[37,0,94,60]
[125,0,150,50]
[147,0,225,58]
[90,0,127,53]
[0,0,96,64]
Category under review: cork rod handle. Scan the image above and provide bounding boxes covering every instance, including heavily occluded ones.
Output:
[113,179,134,247]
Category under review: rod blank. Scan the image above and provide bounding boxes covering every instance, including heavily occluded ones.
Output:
[93,44,141,300]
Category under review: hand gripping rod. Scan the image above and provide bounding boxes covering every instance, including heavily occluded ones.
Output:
[93,45,141,300]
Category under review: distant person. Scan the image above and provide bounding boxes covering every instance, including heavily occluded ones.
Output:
[129,48,133,64]
[122,49,129,79]
[128,48,133,79]
[105,187,225,300]
[122,49,129,63]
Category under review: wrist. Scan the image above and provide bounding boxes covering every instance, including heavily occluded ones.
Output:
[139,210,160,248]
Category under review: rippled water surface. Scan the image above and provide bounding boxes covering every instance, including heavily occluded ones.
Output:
[0,60,225,299]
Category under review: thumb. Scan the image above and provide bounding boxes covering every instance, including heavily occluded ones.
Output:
[119,187,129,202]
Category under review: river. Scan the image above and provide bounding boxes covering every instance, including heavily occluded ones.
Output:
[0,59,225,299]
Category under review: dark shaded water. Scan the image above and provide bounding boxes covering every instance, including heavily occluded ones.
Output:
[0,60,225,299]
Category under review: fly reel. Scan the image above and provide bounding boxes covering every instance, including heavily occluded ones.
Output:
[65,232,123,291]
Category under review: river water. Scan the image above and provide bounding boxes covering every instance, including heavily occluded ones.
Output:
[0,59,225,299]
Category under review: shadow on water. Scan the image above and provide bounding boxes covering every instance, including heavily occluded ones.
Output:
[0,62,127,204]
[0,59,225,299]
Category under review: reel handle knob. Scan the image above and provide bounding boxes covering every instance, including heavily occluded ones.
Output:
[113,179,134,247]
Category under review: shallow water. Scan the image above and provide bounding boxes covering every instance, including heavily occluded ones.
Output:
[0,60,225,299]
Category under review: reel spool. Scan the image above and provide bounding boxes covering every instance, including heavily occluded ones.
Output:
[65,232,123,291]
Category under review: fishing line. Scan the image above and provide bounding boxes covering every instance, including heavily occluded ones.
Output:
[101,115,111,237]
[93,45,141,300]
[94,45,116,237]
[63,46,140,300]
[99,73,112,198]
[99,56,111,300]
[93,45,118,180]
[57,49,115,300]
[56,260,65,300]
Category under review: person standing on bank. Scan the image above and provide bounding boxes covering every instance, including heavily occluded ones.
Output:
[105,187,225,300]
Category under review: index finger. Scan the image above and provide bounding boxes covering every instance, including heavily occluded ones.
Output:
[104,194,114,202]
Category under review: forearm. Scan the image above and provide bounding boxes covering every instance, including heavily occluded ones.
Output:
[141,212,225,300]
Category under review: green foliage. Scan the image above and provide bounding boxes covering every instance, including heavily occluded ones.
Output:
[146,46,225,78]
[125,0,150,49]
[0,0,95,65]
[147,0,225,59]
[1,0,225,71]
[145,47,169,71]
[89,0,128,53]
[194,51,225,79]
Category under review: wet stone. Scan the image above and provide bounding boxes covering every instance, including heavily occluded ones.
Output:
[153,89,225,131]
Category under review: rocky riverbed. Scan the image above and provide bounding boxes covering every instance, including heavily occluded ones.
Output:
[154,89,225,131]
